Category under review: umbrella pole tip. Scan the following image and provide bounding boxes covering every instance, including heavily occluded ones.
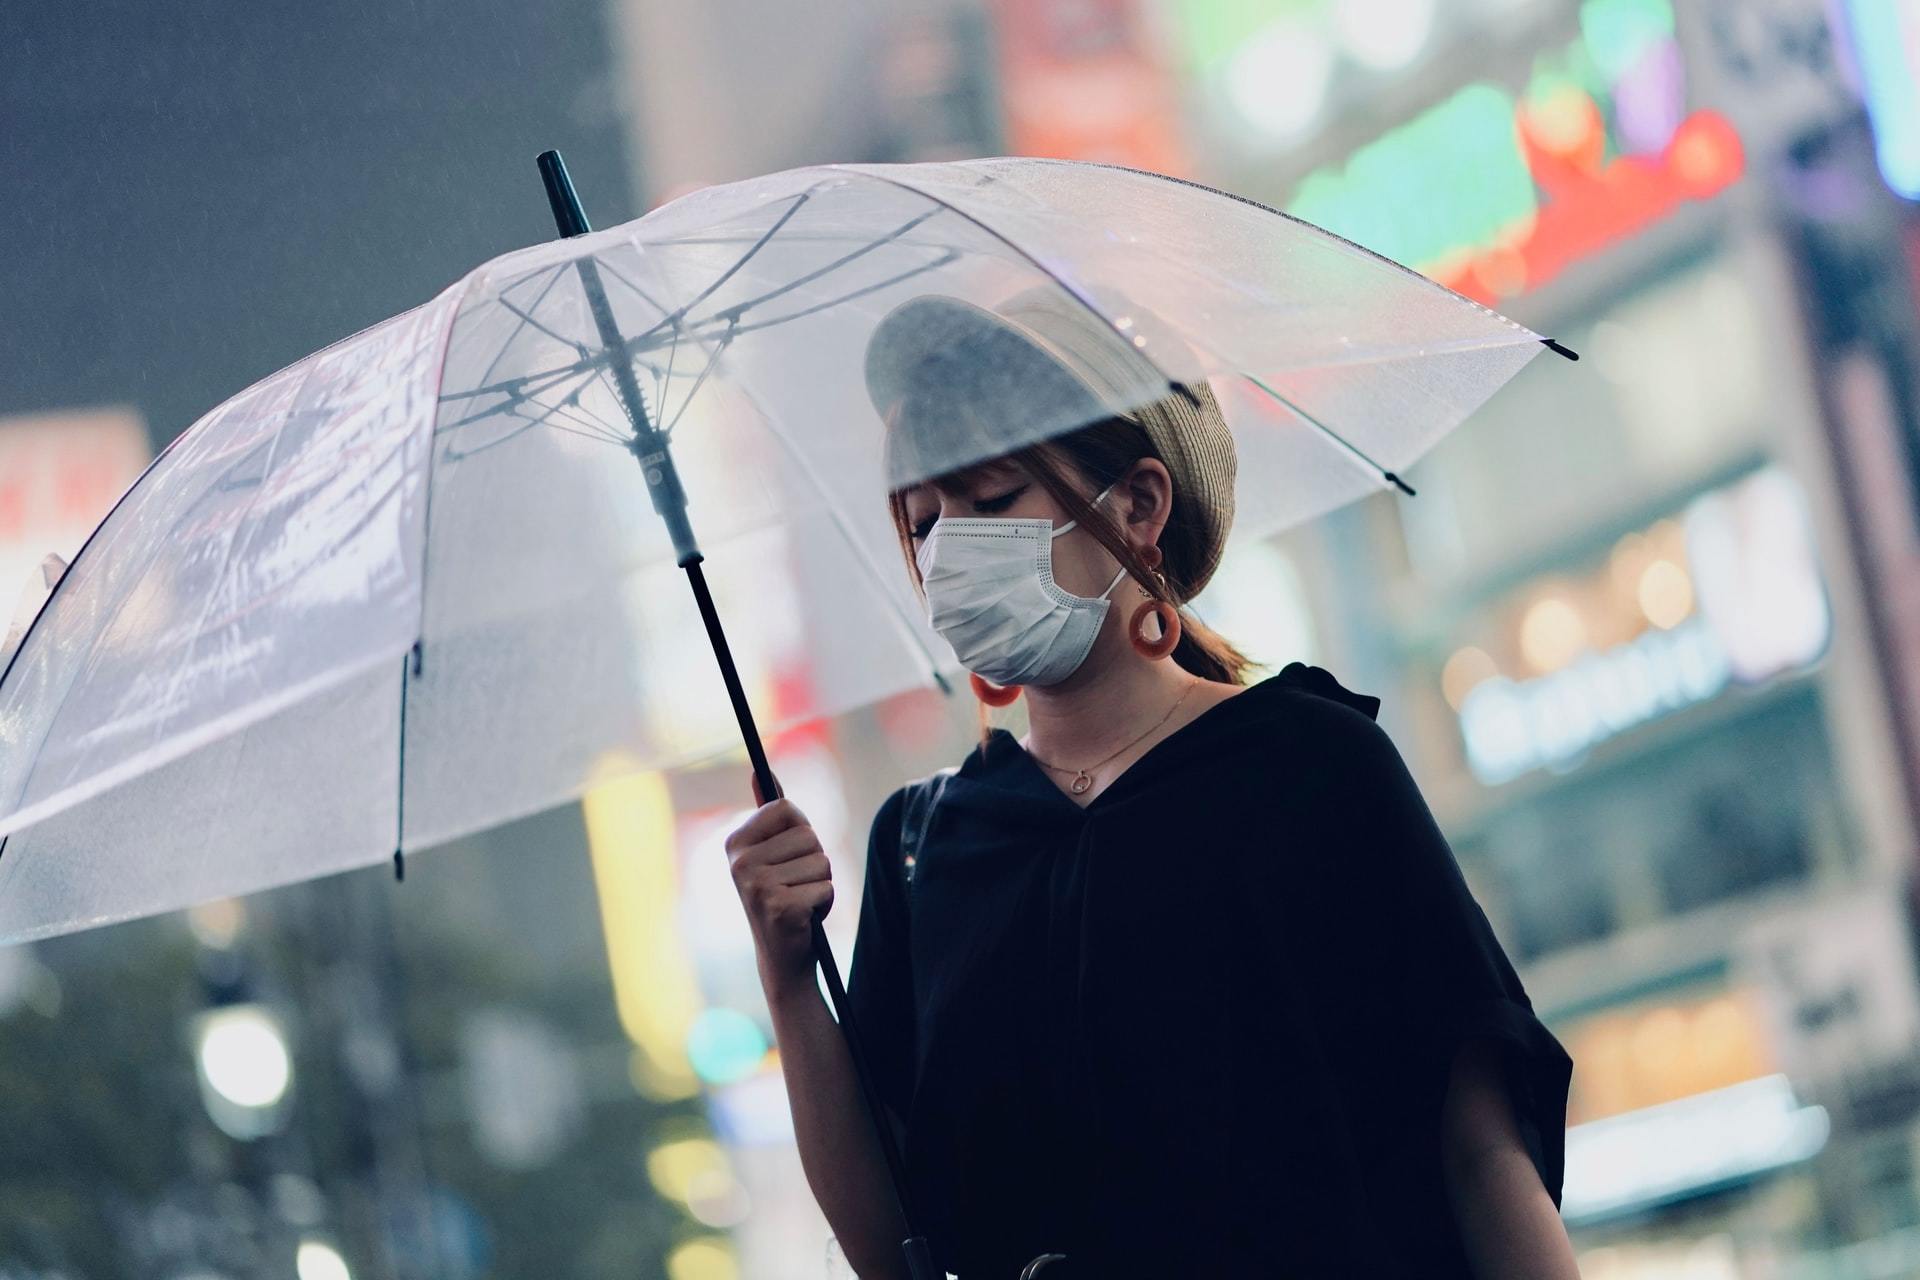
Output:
[1542,337,1580,361]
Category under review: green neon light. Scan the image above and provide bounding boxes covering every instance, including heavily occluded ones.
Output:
[1288,83,1535,269]
[1281,0,1679,270]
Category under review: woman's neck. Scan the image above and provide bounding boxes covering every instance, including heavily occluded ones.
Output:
[1018,658,1203,768]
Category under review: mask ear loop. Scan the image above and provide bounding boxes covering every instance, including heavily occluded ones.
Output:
[1053,479,1127,600]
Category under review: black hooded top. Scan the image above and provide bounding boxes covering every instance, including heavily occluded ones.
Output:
[843,662,1573,1279]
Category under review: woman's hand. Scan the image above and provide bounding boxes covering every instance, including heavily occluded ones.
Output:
[726,772,834,996]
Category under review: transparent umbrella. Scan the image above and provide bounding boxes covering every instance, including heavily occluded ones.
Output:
[0,149,1575,1279]
[0,153,1573,941]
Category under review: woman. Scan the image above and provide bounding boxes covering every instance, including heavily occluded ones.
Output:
[724,288,1578,1279]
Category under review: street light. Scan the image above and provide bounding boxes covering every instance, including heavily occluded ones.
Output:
[192,1002,293,1139]
[295,1238,353,1280]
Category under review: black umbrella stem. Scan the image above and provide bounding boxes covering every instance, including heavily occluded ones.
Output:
[539,150,939,1280]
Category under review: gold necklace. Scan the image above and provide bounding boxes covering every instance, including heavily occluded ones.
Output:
[1025,678,1203,795]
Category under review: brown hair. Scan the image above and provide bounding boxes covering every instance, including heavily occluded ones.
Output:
[885,387,1256,753]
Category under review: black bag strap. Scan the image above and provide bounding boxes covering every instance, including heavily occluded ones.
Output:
[896,767,955,887]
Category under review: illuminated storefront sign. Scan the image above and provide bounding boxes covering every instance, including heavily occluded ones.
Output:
[1452,464,1830,784]
[1281,0,1745,303]
[1461,615,1730,782]
[1840,0,1920,199]
[1552,982,1828,1224]
[1562,1072,1829,1223]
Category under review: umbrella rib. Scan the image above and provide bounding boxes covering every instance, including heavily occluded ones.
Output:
[498,295,589,358]
[434,378,584,442]
[436,359,592,410]
[654,242,960,439]
[540,393,633,444]
[620,190,816,352]
[1021,156,1578,362]
[1243,329,1564,373]
[542,416,635,448]
[443,389,622,461]
[693,205,949,324]
[718,377,955,696]
[594,258,698,341]
[640,230,974,251]
[441,412,547,460]
[658,310,681,432]
[822,163,1186,405]
[473,264,572,390]
[440,202,949,415]
[688,250,961,342]
[594,258,732,435]
[514,238,956,440]
[662,319,737,438]
[1240,372,1417,496]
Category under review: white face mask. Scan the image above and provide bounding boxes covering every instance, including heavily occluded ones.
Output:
[915,481,1127,687]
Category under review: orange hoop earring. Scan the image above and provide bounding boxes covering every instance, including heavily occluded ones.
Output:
[1128,550,1182,660]
[1129,597,1181,659]
[969,671,1024,706]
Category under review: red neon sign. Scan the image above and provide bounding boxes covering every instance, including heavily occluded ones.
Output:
[1435,106,1745,304]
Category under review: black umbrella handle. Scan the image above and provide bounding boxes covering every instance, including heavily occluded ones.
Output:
[538,149,940,1280]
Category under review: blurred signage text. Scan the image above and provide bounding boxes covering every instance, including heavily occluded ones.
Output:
[1453,464,1830,784]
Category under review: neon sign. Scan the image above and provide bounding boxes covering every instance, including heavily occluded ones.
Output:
[1285,0,1746,303]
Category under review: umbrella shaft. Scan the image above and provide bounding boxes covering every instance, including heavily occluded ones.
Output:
[630,433,700,567]
[682,559,777,801]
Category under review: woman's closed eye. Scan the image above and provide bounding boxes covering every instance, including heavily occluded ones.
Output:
[911,486,1027,541]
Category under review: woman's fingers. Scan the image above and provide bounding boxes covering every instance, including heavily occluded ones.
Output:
[728,819,822,871]
[725,796,808,854]
[766,850,833,888]
[725,774,831,983]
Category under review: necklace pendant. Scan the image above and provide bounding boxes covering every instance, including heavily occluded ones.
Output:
[1069,770,1092,794]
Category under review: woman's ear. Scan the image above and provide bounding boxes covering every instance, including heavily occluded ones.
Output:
[1119,457,1173,550]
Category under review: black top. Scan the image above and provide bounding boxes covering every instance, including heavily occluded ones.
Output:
[844,662,1573,1279]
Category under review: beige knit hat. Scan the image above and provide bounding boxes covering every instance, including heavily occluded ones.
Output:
[865,284,1238,599]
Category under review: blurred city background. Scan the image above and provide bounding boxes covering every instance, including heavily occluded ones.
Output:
[5,0,1920,1276]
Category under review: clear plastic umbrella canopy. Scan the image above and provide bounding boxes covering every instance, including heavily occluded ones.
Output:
[0,156,1557,942]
